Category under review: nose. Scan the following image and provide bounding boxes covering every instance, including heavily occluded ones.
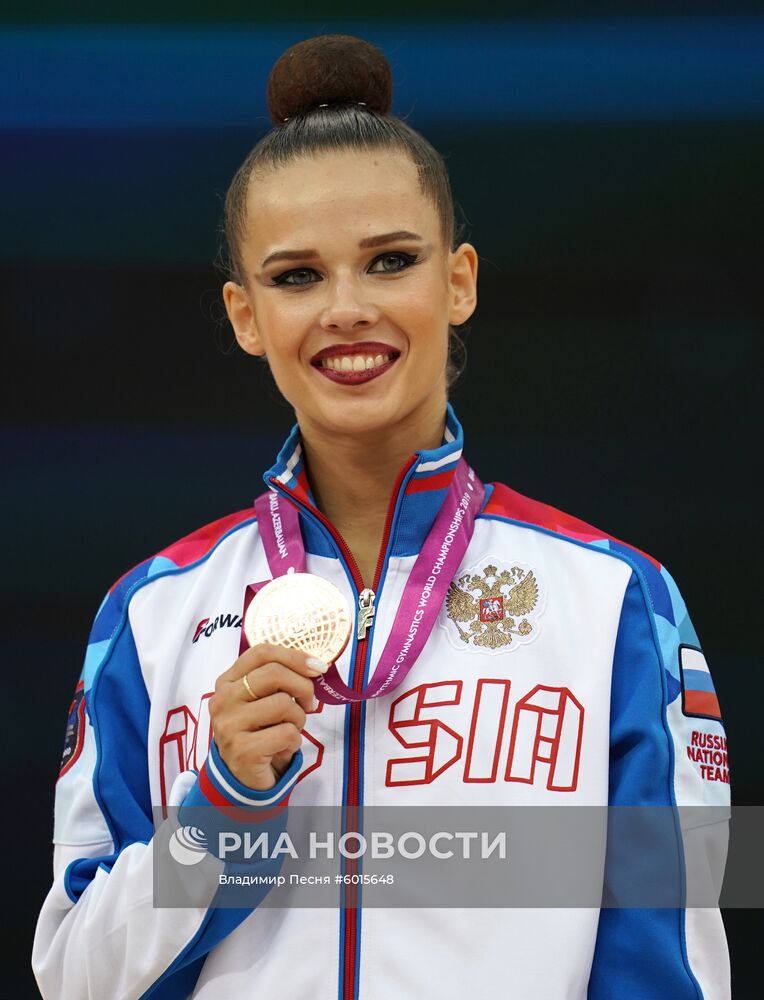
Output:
[319,274,380,332]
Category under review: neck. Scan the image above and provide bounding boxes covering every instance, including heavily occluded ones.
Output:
[298,401,447,587]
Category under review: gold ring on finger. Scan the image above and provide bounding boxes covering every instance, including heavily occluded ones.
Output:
[242,673,258,701]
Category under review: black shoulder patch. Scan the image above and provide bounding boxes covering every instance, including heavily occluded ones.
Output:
[59,680,86,779]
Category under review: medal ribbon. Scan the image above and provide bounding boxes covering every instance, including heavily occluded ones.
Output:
[254,458,485,703]
[255,486,307,575]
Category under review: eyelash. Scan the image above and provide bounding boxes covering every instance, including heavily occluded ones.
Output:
[270,251,420,287]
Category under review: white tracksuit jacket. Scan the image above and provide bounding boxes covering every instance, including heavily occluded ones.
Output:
[33,405,731,999]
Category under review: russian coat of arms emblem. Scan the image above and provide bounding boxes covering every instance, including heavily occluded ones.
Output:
[441,562,543,653]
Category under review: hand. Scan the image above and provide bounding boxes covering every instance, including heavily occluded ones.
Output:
[209,643,329,791]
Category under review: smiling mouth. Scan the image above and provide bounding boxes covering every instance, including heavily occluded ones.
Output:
[310,346,401,385]
[317,350,396,372]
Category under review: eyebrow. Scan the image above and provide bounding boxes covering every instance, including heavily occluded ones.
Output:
[260,231,424,268]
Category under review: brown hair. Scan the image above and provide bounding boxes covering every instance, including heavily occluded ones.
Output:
[221,33,468,385]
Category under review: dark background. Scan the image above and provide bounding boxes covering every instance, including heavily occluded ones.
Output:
[3,4,762,997]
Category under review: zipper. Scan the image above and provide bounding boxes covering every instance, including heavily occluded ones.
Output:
[356,589,376,640]
[342,457,416,1000]
[269,455,418,1000]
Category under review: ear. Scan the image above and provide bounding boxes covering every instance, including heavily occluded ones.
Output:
[447,243,478,326]
[222,281,266,357]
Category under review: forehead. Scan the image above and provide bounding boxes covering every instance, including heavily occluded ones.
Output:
[244,150,437,253]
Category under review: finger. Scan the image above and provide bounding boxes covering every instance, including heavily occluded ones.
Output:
[219,642,330,684]
[235,722,303,762]
[238,662,316,714]
[231,692,308,734]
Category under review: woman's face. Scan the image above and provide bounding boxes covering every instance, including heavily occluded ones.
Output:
[223,149,477,441]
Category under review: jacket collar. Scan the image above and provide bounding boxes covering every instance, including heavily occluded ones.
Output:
[263,403,465,559]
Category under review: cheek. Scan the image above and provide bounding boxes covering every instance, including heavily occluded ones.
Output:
[398,282,450,360]
[257,302,305,361]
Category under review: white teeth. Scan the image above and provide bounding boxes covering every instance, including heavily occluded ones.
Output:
[319,352,395,372]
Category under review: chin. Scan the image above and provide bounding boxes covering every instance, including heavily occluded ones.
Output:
[321,388,442,440]
[318,398,401,434]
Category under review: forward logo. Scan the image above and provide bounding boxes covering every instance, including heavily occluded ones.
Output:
[192,612,243,644]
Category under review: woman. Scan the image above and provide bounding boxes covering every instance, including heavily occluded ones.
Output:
[33,33,730,999]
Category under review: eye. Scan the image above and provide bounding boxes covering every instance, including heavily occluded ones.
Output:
[270,251,419,287]
[271,268,319,287]
[368,251,419,273]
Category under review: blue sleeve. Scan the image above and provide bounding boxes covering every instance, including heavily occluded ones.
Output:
[35,563,303,1000]
[588,568,730,999]
[142,744,303,1000]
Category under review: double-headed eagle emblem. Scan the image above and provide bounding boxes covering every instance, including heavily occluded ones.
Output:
[445,563,539,650]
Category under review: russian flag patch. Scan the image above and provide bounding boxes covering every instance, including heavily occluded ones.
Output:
[679,644,722,721]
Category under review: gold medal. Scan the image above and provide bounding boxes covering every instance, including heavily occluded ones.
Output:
[243,573,352,663]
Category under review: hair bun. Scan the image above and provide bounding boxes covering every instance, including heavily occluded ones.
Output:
[267,34,393,124]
